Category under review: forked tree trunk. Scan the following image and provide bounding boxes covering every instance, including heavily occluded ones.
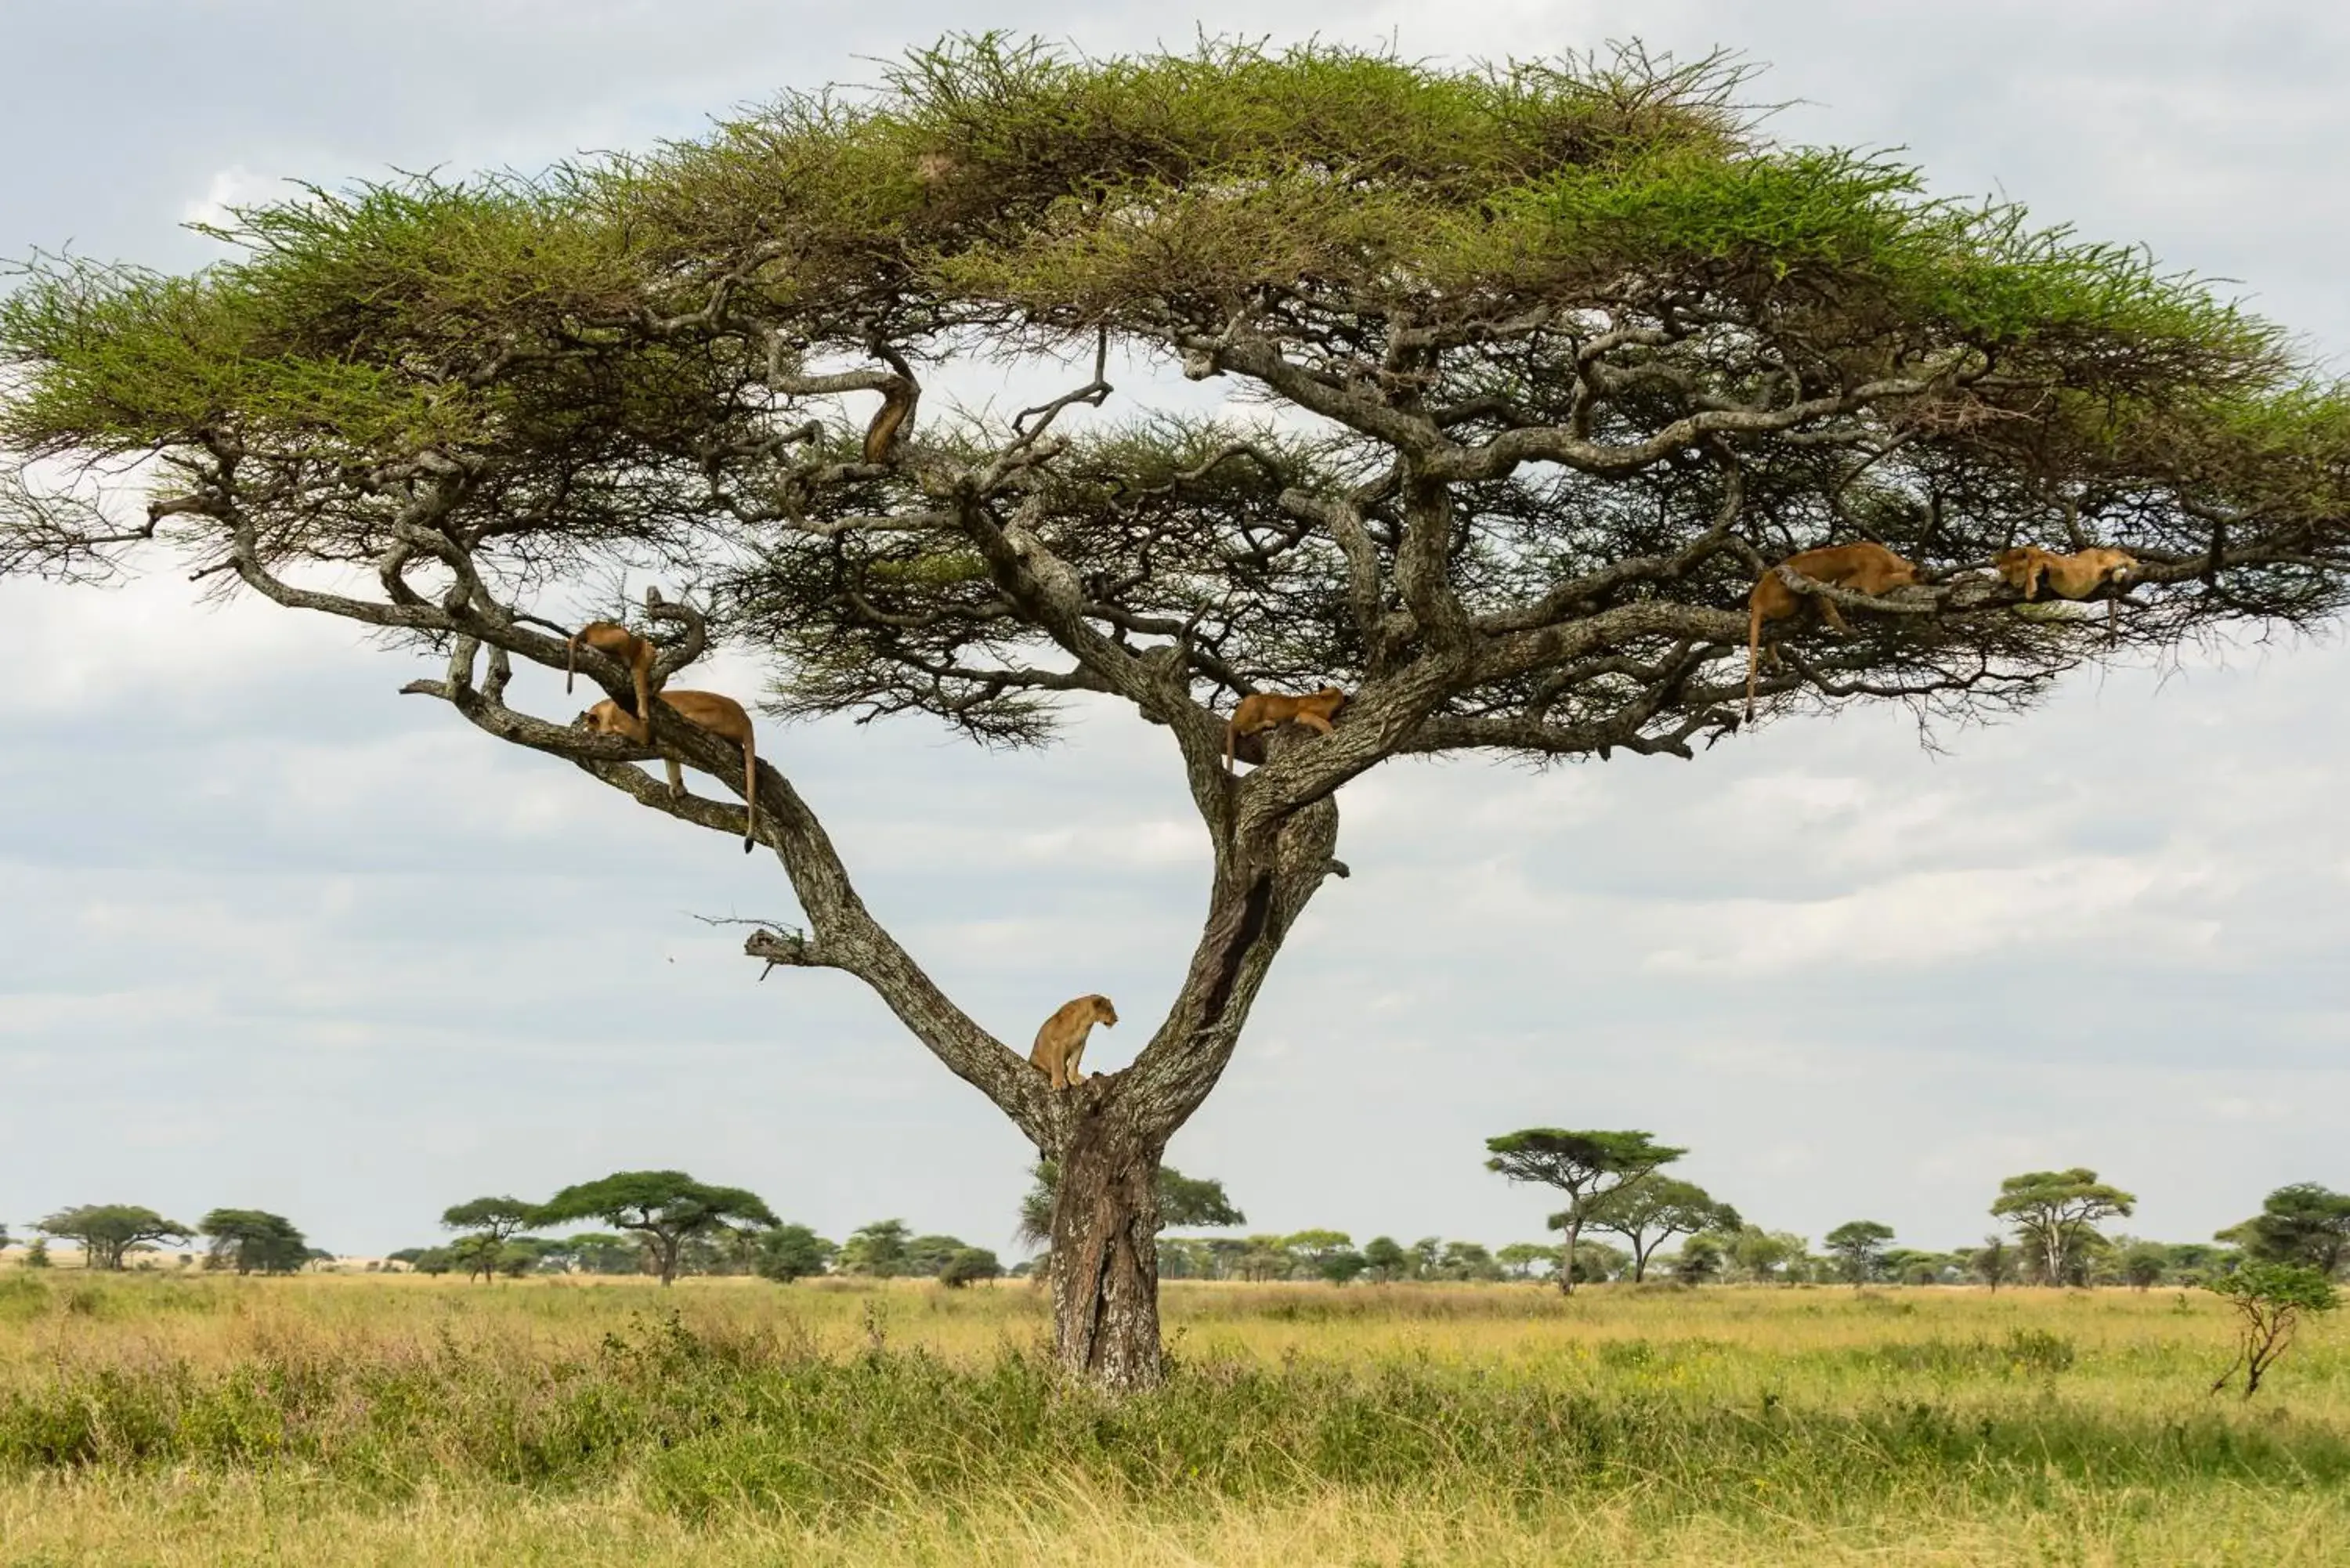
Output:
[1039,766,1341,1389]
[1047,1081,1166,1390]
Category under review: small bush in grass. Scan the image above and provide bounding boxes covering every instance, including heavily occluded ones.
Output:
[2207,1263,2339,1398]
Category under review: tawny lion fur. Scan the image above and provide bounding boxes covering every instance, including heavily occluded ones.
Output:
[1224,686,1347,774]
[862,379,918,465]
[1029,994,1119,1090]
[1745,543,1922,721]
[1994,545,2138,602]
[567,621,656,742]
[584,689,760,853]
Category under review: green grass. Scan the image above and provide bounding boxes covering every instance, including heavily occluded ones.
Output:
[0,1272,2342,1565]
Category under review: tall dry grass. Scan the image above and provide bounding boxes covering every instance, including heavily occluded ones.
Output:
[0,1271,2341,1565]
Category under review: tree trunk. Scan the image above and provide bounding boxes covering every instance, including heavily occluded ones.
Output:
[1047,1082,1165,1391]
[1557,1219,1581,1295]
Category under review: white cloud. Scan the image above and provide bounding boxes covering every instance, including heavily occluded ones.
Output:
[180,164,287,230]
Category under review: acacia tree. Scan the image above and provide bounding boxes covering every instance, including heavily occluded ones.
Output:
[535,1171,777,1285]
[1582,1176,1738,1282]
[1824,1219,1896,1284]
[1991,1169,2136,1285]
[1488,1128,1685,1294]
[440,1195,539,1284]
[1971,1234,2016,1292]
[36,1205,193,1271]
[2229,1183,2350,1277]
[5,39,2349,1387]
[197,1209,311,1275]
[1016,1161,1245,1253]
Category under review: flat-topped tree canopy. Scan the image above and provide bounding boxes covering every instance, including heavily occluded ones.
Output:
[6,35,2349,1387]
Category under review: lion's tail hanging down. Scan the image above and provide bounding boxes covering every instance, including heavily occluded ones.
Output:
[565,630,581,694]
[740,727,758,854]
[1744,590,1766,722]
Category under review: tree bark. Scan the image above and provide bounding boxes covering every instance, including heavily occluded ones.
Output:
[1047,1078,1166,1390]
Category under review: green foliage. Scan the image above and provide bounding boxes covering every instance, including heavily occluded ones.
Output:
[2207,1263,2341,1397]
[1492,1129,1685,1295]
[2229,1183,2350,1277]
[545,1233,650,1276]
[2117,1241,2172,1292]
[1583,1178,1737,1282]
[1971,1237,2016,1291]
[1824,1222,1896,1285]
[1495,1242,1554,1281]
[838,1219,913,1278]
[1487,1129,1688,1194]
[1992,1169,2135,1284]
[1015,1162,1246,1252]
[196,1209,310,1276]
[439,1197,537,1244]
[1723,1227,1806,1284]
[752,1225,837,1284]
[903,1234,973,1278]
[8,34,2341,758]
[1669,1235,1726,1284]
[938,1248,1003,1288]
[35,1206,193,1271]
[535,1172,778,1287]
[1360,1237,1409,1283]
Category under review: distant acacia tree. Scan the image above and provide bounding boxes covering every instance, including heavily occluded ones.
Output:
[11,38,2348,1386]
[1583,1177,1738,1282]
[2227,1184,2350,1277]
[2117,1240,2170,1291]
[1970,1235,2016,1292]
[438,1195,541,1283]
[1488,1129,1685,1295]
[1824,1220,1896,1285]
[1992,1169,2135,1285]
[839,1219,913,1277]
[906,1234,976,1277]
[754,1224,838,1283]
[1361,1236,1410,1283]
[1725,1227,1806,1284]
[547,1233,647,1275]
[37,1205,192,1271]
[1015,1162,1244,1255]
[1670,1234,1726,1284]
[197,1209,311,1275]
[939,1247,1004,1288]
[1495,1242,1554,1281]
[536,1171,776,1286]
[1282,1230,1358,1283]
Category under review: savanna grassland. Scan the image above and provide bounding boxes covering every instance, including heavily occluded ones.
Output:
[0,1270,2342,1566]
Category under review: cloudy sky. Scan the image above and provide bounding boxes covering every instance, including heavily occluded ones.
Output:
[3,1,2345,1262]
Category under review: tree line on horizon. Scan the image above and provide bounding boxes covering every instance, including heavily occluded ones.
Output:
[12,1140,2341,1296]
